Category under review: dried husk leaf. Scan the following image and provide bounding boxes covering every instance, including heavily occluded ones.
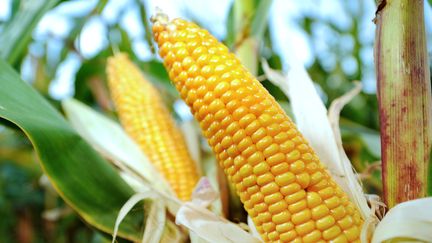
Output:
[63,99,256,242]
[62,98,173,195]
[175,203,260,243]
[160,220,185,243]
[176,178,260,243]
[328,83,381,241]
[262,61,370,220]
[111,191,167,243]
[372,197,432,243]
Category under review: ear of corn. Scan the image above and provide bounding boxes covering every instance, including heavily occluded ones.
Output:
[152,15,363,242]
[106,53,199,201]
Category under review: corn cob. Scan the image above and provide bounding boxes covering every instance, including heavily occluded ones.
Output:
[152,15,363,242]
[106,53,199,201]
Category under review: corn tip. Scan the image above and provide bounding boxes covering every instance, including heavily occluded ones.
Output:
[150,7,169,26]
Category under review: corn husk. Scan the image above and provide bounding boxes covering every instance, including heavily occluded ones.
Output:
[175,177,260,243]
[62,98,173,195]
[262,60,432,242]
[161,220,185,243]
[111,191,166,243]
[262,61,371,220]
[372,197,432,243]
[62,98,257,243]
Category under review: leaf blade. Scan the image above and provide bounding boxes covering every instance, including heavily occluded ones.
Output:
[0,59,143,241]
[0,0,59,64]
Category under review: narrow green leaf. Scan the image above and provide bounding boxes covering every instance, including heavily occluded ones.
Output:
[0,59,143,241]
[136,0,155,54]
[250,0,273,38]
[339,118,381,158]
[0,0,59,64]
[224,4,235,48]
[233,0,273,75]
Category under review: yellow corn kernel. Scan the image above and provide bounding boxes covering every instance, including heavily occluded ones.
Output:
[276,221,294,233]
[303,230,322,243]
[280,230,297,242]
[152,14,363,242]
[295,220,315,236]
[323,225,342,241]
[106,53,199,200]
[272,211,291,224]
[316,215,336,231]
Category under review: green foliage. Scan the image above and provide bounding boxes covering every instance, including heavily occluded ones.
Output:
[0,59,144,241]
[0,0,60,65]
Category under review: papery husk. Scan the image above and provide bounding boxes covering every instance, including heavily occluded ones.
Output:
[111,191,166,243]
[63,99,257,242]
[62,99,173,195]
[372,197,432,243]
[262,61,371,220]
[175,203,260,243]
[175,178,260,243]
[327,83,383,241]
[161,220,186,243]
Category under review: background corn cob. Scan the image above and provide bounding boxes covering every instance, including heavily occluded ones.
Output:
[106,53,199,201]
[152,15,363,242]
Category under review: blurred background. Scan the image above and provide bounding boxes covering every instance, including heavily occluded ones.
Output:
[0,0,431,242]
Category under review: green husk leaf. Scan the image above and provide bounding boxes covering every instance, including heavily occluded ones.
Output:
[233,0,273,75]
[250,0,273,38]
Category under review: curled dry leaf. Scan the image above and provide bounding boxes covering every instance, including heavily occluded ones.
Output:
[111,191,166,243]
[176,177,260,243]
[175,203,261,243]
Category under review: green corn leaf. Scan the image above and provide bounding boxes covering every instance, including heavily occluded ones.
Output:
[250,0,273,38]
[0,0,59,64]
[0,59,144,241]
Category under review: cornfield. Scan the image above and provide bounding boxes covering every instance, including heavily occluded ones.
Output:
[0,0,431,242]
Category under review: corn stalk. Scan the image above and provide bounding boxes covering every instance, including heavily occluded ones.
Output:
[374,0,432,208]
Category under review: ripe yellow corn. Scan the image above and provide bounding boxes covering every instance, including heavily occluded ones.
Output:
[152,15,363,242]
[106,53,199,201]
